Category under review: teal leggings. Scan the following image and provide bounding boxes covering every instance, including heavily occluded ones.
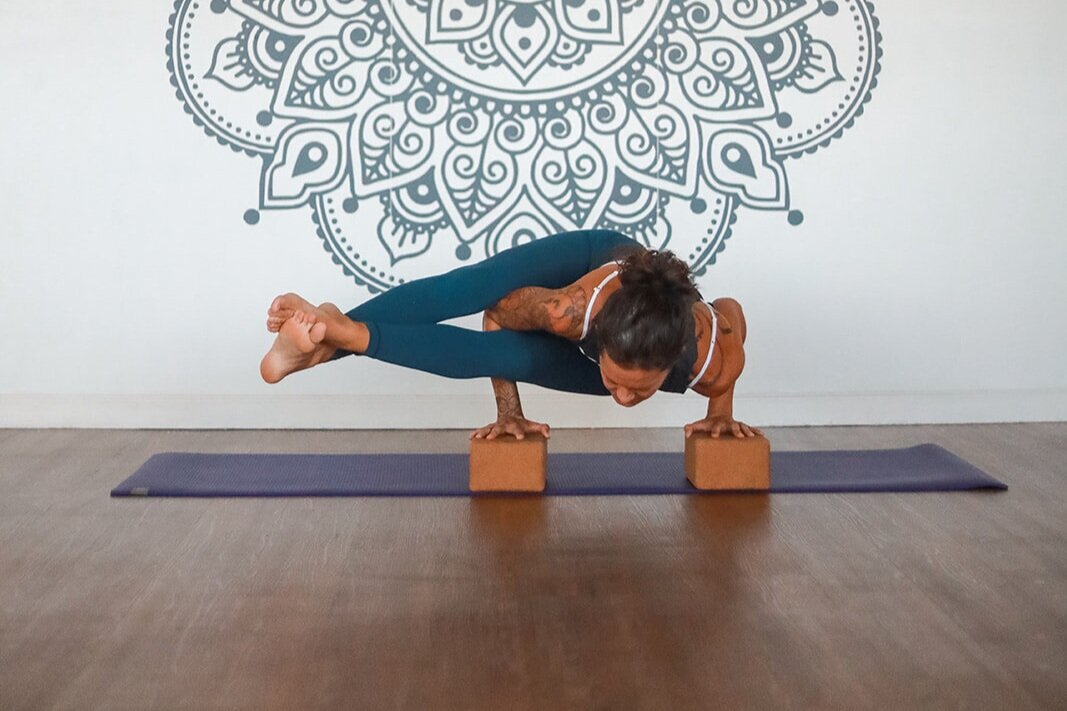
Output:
[332,229,642,395]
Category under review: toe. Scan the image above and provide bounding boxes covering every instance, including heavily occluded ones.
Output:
[271,293,306,315]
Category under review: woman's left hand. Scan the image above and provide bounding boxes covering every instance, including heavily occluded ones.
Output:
[684,415,763,439]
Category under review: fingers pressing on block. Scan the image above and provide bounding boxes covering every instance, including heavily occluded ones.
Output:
[469,432,548,493]
[684,432,771,491]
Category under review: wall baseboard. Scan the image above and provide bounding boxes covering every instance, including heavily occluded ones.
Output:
[1,389,1064,428]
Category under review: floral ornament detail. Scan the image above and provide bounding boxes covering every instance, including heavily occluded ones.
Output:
[425,0,627,82]
[167,0,882,292]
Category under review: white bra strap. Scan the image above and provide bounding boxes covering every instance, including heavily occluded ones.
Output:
[580,269,620,340]
[687,302,717,389]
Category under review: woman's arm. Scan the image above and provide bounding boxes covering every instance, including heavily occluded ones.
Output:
[484,284,588,339]
[686,298,762,439]
[470,278,599,439]
[470,310,551,439]
[482,310,524,418]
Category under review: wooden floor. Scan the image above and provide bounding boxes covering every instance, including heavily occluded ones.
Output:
[0,424,1065,710]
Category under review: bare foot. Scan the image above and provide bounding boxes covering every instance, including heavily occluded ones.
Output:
[313,302,356,348]
[265,293,368,352]
[267,292,320,333]
[260,311,336,384]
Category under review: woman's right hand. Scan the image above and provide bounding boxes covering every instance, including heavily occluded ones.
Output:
[470,414,551,440]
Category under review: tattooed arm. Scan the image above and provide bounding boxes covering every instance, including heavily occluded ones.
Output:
[470,278,596,440]
[483,284,589,340]
[470,309,551,439]
[482,309,524,417]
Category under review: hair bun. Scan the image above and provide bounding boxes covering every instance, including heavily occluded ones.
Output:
[617,248,700,303]
[593,246,701,371]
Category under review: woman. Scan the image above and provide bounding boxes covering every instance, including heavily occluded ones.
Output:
[260,229,762,441]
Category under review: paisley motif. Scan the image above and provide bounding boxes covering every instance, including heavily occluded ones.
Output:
[167,0,882,292]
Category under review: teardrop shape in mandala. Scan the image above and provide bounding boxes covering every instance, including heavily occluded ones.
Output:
[429,0,492,38]
[496,5,556,83]
[559,0,621,43]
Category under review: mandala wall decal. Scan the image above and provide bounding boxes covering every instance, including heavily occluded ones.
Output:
[167,0,883,292]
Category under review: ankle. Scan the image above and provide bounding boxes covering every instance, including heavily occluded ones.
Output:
[348,320,370,354]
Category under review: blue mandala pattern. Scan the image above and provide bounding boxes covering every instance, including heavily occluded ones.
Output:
[167,0,882,291]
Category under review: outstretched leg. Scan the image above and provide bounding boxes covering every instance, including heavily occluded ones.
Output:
[267,229,639,331]
[345,229,602,325]
[355,321,610,395]
[262,229,640,386]
[337,229,639,358]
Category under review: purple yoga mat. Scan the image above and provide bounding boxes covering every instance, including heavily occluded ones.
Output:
[111,443,1005,497]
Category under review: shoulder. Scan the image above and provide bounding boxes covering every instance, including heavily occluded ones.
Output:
[689,298,748,396]
[549,262,623,340]
[710,297,746,343]
[580,261,623,292]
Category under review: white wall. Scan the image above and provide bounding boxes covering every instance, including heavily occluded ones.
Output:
[1,1,1065,429]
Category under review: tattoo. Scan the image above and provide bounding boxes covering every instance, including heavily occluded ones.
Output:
[492,378,523,417]
[482,309,524,418]
[488,284,589,339]
[555,285,588,339]
[488,287,544,330]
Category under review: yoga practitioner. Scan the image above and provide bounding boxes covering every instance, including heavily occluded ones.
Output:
[260,229,762,442]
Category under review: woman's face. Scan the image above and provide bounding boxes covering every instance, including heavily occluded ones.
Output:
[599,352,670,407]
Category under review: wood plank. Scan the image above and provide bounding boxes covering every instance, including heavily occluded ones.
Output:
[0,424,1063,710]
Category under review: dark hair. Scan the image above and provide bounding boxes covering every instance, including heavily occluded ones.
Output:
[592,247,701,371]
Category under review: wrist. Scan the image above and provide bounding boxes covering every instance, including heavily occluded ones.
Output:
[495,399,523,419]
[706,403,732,420]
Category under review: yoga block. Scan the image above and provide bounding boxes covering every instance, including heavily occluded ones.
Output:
[684,432,771,491]
[469,433,548,493]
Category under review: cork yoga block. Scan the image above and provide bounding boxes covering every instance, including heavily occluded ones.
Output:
[684,432,771,491]
[469,432,548,493]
